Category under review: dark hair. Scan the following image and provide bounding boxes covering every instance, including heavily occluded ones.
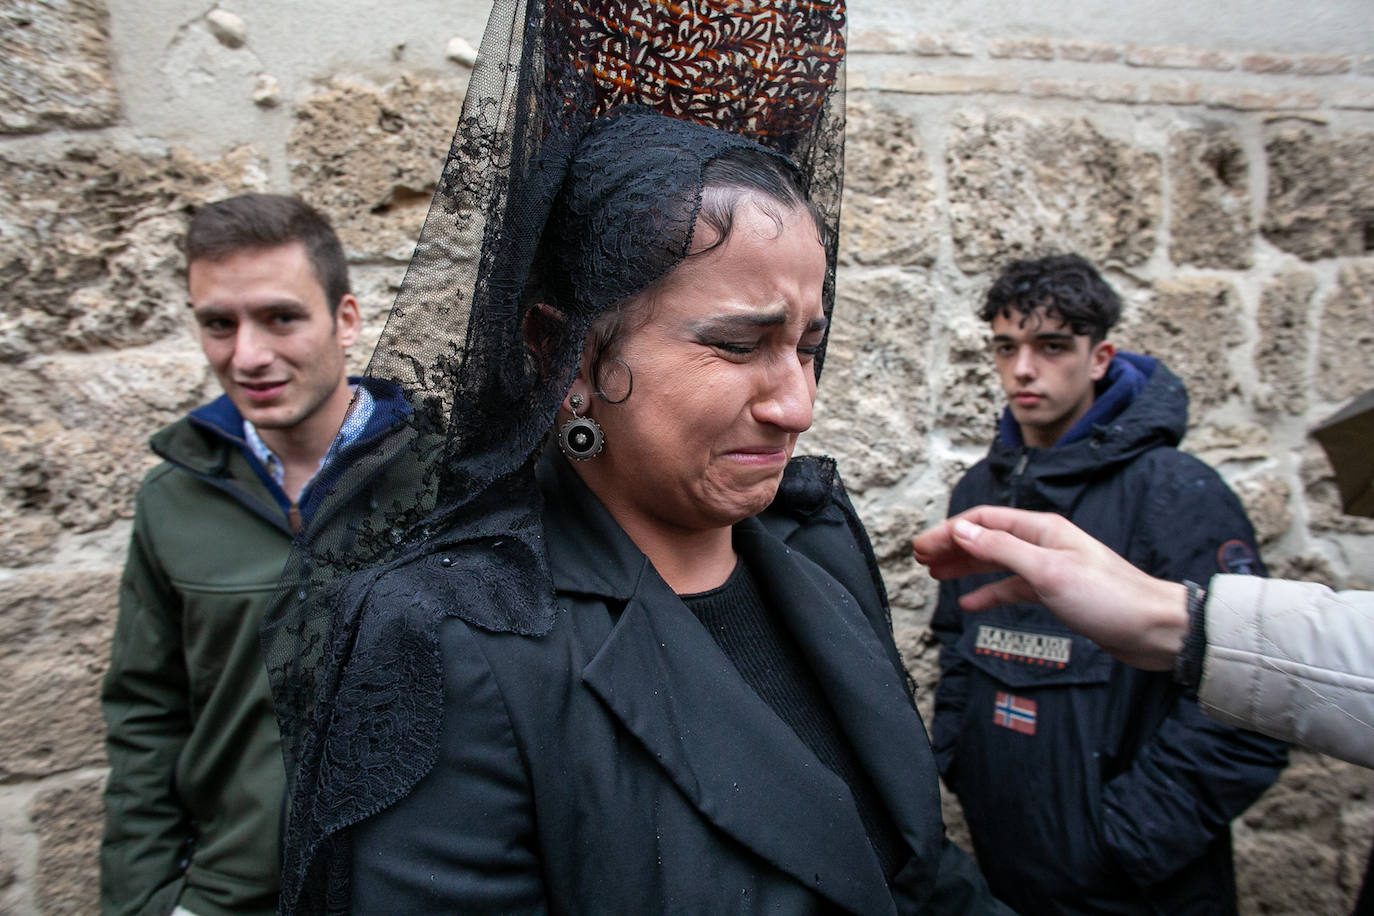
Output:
[583,147,821,396]
[185,194,351,314]
[979,254,1121,343]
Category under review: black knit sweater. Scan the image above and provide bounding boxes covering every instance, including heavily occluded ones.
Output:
[682,561,908,880]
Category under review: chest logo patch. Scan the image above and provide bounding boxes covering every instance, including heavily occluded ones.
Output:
[975,624,1071,668]
[994,691,1038,735]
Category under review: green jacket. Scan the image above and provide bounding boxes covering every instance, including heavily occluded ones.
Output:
[101,384,412,916]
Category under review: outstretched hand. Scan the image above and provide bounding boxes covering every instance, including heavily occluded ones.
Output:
[912,506,1189,671]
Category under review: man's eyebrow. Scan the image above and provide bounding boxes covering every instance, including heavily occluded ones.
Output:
[805,317,829,333]
[1032,331,1076,341]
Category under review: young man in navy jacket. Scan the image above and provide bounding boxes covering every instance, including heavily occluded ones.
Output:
[931,254,1287,916]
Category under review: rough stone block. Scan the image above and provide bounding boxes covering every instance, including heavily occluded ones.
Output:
[1241,53,1295,75]
[1264,128,1374,260]
[1233,821,1346,915]
[879,73,1019,95]
[1238,752,1374,913]
[804,269,932,491]
[1317,262,1374,401]
[30,773,104,915]
[1183,423,1272,467]
[1255,270,1315,414]
[0,347,214,551]
[1116,277,1242,415]
[853,498,934,615]
[1125,46,1235,71]
[0,0,119,134]
[935,316,1002,446]
[946,111,1160,274]
[1294,55,1353,76]
[0,569,119,778]
[1057,41,1122,64]
[1232,473,1292,546]
[0,144,267,362]
[1169,127,1253,269]
[1147,80,1205,105]
[839,102,937,267]
[1331,89,1374,111]
[1340,804,1374,894]
[289,75,467,262]
[988,38,1054,61]
[849,31,972,56]
[1268,551,1339,589]
[1026,79,1140,104]
[1205,87,1322,111]
[1302,445,1374,536]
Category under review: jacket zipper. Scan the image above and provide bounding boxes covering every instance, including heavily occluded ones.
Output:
[1010,450,1030,508]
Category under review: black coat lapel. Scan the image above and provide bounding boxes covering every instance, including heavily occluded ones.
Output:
[580,572,896,916]
[735,520,946,891]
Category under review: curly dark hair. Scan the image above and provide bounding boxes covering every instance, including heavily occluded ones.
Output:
[979,254,1121,343]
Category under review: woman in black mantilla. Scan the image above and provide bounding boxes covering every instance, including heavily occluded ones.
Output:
[264,2,1012,913]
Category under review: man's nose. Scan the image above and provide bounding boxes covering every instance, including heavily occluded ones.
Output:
[232,324,274,373]
[1012,346,1036,380]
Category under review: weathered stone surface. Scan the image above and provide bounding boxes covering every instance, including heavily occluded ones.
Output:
[947,112,1160,274]
[31,773,104,914]
[1245,751,1374,831]
[1116,277,1242,415]
[1269,552,1340,589]
[1256,271,1315,415]
[805,269,932,491]
[1233,473,1292,546]
[0,0,119,134]
[348,264,408,371]
[935,316,1001,446]
[289,76,467,261]
[0,569,119,778]
[0,144,267,362]
[1183,422,1272,467]
[855,497,935,614]
[1239,752,1374,912]
[1234,821,1347,915]
[0,346,214,556]
[1169,127,1252,269]
[1340,804,1374,894]
[1316,262,1374,402]
[839,101,938,267]
[1264,128,1374,260]
[1302,445,1374,536]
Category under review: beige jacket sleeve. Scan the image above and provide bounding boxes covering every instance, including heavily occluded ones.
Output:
[1199,575,1374,768]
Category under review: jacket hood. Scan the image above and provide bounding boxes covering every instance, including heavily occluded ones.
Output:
[989,353,1189,486]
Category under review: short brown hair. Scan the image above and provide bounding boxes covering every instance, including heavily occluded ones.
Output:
[185,194,351,313]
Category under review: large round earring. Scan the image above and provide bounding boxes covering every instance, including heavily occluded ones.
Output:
[559,392,604,461]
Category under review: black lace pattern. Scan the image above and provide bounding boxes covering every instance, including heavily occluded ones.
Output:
[261,2,847,912]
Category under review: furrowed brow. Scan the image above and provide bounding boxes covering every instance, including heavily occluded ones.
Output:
[691,312,788,335]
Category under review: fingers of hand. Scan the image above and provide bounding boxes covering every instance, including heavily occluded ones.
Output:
[959,575,1035,612]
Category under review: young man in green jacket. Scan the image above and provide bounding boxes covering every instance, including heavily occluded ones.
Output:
[100,194,406,915]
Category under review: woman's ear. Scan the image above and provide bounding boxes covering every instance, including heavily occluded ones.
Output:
[523,302,566,377]
[562,351,595,414]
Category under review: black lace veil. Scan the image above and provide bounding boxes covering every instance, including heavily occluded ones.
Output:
[261,2,847,911]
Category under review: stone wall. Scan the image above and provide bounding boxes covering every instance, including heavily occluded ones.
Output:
[2,1,1372,912]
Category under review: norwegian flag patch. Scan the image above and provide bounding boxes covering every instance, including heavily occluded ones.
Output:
[993,691,1037,735]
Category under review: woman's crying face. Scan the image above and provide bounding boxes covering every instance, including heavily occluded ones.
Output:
[568,194,827,539]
